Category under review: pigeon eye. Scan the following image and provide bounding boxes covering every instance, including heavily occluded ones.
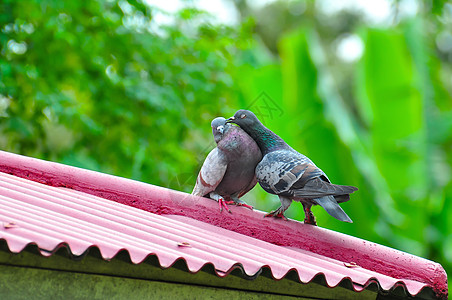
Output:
[240,114,246,119]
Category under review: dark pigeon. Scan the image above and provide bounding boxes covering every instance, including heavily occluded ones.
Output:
[227,109,357,225]
[192,117,262,212]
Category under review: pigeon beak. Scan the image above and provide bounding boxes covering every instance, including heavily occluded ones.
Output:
[216,125,224,134]
[225,116,235,124]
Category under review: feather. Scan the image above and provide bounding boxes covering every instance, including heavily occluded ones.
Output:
[314,196,353,223]
[228,109,358,225]
[192,117,262,211]
[192,148,227,197]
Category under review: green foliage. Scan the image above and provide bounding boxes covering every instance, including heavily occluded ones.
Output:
[0,0,251,187]
[1,0,451,286]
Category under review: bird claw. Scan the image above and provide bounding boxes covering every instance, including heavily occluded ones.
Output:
[303,216,317,226]
[238,203,254,210]
[264,210,288,221]
[302,205,317,226]
[224,200,253,210]
[218,198,232,213]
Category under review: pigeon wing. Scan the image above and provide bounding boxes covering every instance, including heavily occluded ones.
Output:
[290,177,358,198]
[257,151,316,194]
[257,150,357,198]
[192,148,228,197]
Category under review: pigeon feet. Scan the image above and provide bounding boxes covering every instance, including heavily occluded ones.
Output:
[237,203,254,210]
[303,215,317,226]
[303,204,317,226]
[264,208,289,221]
[225,200,254,210]
[209,193,232,213]
[218,198,232,213]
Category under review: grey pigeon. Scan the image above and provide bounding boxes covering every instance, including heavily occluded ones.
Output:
[227,109,357,225]
[192,117,262,212]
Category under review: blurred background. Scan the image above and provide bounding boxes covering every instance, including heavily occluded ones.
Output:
[1,0,451,285]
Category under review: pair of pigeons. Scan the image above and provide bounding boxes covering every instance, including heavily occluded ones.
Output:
[192,109,357,225]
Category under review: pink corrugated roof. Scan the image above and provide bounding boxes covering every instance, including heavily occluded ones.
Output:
[0,150,448,299]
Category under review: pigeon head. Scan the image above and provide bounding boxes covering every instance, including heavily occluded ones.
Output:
[226,109,261,130]
[211,117,230,143]
[227,109,289,154]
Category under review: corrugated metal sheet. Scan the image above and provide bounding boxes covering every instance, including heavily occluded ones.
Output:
[0,170,444,298]
[0,151,448,299]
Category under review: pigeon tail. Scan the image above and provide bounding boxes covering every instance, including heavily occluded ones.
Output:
[314,196,353,223]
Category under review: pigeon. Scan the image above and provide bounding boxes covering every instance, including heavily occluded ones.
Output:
[226,109,357,225]
[192,117,262,213]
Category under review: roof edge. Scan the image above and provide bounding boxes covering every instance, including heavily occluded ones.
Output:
[0,150,448,299]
